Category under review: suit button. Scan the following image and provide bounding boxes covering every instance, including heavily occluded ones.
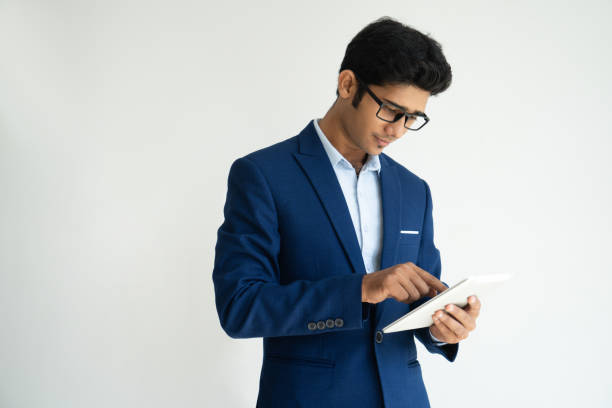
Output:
[326,319,335,328]
[334,318,344,328]
[317,321,326,330]
[307,322,317,331]
[375,330,383,343]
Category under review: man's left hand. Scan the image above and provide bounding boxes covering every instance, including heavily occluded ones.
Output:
[430,295,481,344]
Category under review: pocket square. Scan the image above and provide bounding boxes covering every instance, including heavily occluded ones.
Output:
[400,230,419,235]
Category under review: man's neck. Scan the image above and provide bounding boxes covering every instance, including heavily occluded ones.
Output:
[318,114,368,171]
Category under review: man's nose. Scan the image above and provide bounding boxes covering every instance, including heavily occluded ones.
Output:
[384,120,406,138]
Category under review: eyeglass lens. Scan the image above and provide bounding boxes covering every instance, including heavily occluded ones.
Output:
[377,104,426,130]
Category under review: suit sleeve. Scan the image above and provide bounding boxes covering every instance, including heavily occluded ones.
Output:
[411,179,459,362]
[213,156,367,339]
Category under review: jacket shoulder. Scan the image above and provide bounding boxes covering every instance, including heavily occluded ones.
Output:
[240,134,299,166]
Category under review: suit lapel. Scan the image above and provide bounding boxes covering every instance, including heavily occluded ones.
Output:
[375,154,403,324]
[293,121,366,276]
[379,154,401,271]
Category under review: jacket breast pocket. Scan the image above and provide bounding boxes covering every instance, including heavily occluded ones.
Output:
[397,229,421,264]
[399,232,421,246]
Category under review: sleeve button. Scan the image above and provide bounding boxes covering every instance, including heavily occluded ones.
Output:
[307,322,317,331]
[334,318,344,328]
[326,319,335,328]
[317,321,326,330]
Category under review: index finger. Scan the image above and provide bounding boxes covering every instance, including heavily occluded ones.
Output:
[409,263,448,293]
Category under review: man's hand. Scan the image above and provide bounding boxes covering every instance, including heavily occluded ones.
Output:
[429,296,481,344]
[361,262,448,304]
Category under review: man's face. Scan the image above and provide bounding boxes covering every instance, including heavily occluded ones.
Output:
[339,74,431,156]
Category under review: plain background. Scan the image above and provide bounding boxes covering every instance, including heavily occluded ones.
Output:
[1,0,611,406]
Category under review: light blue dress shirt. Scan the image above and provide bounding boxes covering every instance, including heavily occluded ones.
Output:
[313,118,448,346]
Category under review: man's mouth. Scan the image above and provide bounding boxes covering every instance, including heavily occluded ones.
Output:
[375,136,390,146]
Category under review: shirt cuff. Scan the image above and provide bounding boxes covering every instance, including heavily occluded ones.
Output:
[429,327,448,345]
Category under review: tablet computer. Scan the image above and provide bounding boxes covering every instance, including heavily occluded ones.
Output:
[382,273,512,334]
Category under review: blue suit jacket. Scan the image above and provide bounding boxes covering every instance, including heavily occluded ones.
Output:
[213,120,459,408]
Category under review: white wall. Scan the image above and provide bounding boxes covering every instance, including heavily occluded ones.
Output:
[1,0,611,406]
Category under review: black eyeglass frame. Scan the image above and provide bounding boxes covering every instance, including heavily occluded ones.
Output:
[353,73,430,131]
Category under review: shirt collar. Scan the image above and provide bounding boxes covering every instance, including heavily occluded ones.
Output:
[313,118,381,175]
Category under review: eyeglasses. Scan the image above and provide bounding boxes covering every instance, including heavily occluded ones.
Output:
[354,73,430,131]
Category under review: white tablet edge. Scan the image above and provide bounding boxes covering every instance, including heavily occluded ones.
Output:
[382,273,512,333]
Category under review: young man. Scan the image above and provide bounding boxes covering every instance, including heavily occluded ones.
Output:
[213,16,481,408]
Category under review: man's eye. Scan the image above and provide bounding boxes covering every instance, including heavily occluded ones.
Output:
[384,106,401,114]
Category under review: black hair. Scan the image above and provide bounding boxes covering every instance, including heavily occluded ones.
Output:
[337,16,452,108]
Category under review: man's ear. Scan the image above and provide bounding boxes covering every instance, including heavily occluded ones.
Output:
[337,69,358,99]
